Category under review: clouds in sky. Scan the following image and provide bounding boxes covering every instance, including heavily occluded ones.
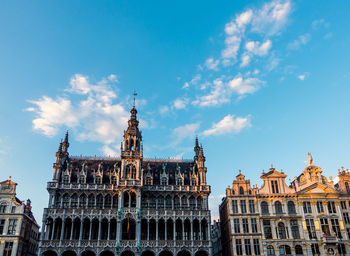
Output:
[287,34,311,50]
[203,114,251,136]
[172,123,200,146]
[27,74,130,156]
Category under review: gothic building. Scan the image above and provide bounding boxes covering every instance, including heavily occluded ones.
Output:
[0,178,40,256]
[219,153,350,256]
[39,106,212,256]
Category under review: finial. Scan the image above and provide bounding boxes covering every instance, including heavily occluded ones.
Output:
[281,169,284,174]
[64,130,69,143]
[270,164,273,168]
[307,152,314,166]
[238,169,241,174]
[341,166,344,171]
[262,169,265,174]
[195,136,199,147]
[133,90,137,108]
[8,176,11,180]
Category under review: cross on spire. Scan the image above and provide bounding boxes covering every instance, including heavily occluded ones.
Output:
[133,90,137,108]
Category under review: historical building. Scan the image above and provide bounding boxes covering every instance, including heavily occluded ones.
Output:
[39,106,212,256]
[0,177,40,256]
[219,153,350,256]
[210,220,222,256]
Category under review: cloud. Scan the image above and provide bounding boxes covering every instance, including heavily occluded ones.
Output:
[245,40,272,56]
[159,105,170,115]
[190,74,201,85]
[297,73,309,80]
[192,78,229,107]
[236,10,253,28]
[205,58,220,70]
[240,54,251,67]
[202,114,251,136]
[173,98,189,110]
[172,123,200,145]
[27,74,131,155]
[228,76,264,95]
[287,34,311,50]
[182,82,189,89]
[312,19,330,30]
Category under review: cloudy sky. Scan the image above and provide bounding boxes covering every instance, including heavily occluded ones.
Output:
[1,0,350,223]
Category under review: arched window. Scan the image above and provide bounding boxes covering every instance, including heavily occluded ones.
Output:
[62,194,70,208]
[112,195,118,208]
[95,176,102,184]
[181,196,187,209]
[111,176,117,185]
[146,177,152,185]
[261,201,269,214]
[278,222,286,239]
[122,218,136,240]
[157,196,164,209]
[287,201,296,214]
[239,186,244,195]
[295,245,303,255]
[63,175,70,185]
[79,194,86,208]
[123,192,130,207]
[174,197,180,209]
[177,177,183,186]
[96,194,103,208]
[165,196,172,209]
[161,177,168,186]
[71,194,78,208]
[197,197,203,210]
[79,175,86,184]
[275,201,283,214]
[0,203,7,213]
[189,196,196,210]
[104,194,112,208]
[88,194,95,208]
[126,165,136,179]
[279,245,291,255]
[267,245,275,256]
[130,192,136,208]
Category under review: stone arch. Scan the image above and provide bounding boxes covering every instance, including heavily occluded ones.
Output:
[275,201,283,213]
[72,218,81,240]
[62,251,77,256]
[71,193,78,208]
[175,219,183,240]
[81,251,96,256]
[194,250,208,256]
[63,217,72,239]
[100,251,114,256]
[79,194,87,208]
[177,250,191,256]
[141,250,155,256]
[104,194,112,208]
[43,250,58,256]
[295,245,303,255]
[159,251,173,256]
[82,218,90,240]
[96,194,103,208]
[53,217,62,240]
[120,251,134,256]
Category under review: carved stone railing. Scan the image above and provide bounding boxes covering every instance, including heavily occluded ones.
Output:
[120,240,137,247]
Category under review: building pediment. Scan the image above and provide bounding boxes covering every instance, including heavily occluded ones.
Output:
[261,168,287,179]
[298,182,337,195]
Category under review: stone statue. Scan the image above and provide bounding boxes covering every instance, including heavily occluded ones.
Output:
[308,152,314,166]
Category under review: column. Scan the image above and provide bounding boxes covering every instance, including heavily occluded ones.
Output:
[173,221,176,241]
[89,220,92,240]
[165,220,167,240]
[98,218,102,241]
[79,218,84,241]
[182,220,184,240]
[191,221,194,240]
[70,220,74,240]
[51,219,56,240]
[156,220,159,241]
[107,220,111,240]
[199,221,202,240]
[60,218,65,241]
[147,220,150,240]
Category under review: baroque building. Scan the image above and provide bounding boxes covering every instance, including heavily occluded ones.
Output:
[39,106,212,256]
[219,153,350,256]
[0,178,40,256]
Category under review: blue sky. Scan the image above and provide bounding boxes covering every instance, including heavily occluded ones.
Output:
[1,0,350,224]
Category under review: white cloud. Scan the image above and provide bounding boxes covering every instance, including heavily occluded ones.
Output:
[172,123,200,145]
[222,35,241,61]
[159,105,170,115]
[173,98,189,109]
[192,78,229,107]
[202,114,251,136]
[245,40,272,56]
[240,54,251,67]
[287,34,311,50]
[297,73,309,80]
[205,58,220,70]
[182,82,189,89]
[190,74,201,85]
[312,19,330,30]
[236,10,253,28]
[228,76,264,95]
[251,0,291,35]
[27,74,131,155]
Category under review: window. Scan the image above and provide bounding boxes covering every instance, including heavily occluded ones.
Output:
[11,206,16,213]
[306,219,317,239]
[320,218,330,236]
[263,220,272,239]
[251,218,257,233]
[331,218,342,238]
[343,213,350,224]
[111,176,117,185]
[287,201,296,214]
[239,186,244,195]
[232,200,238,213]
[295,245,303,255]
[244,239,251,255]
[63,175,70,184]
[242,218,249,233]
[234,219,240,233]
[253,239,260,255]
[279,245,291,255]
[347,228,350,239]
[261,201,269,214]
[267,245,275,256]
[338,243,346,255]
[161,177,168,186]
[146,177,152,185]
[249,200,255,213]
[303,202,312,214]
[7,219,17,235]
[316,201,324,213]
[0,203,7,213]
[275,201,283,214]
[271,180,279,193]
[341,201,347,210]
[0,219,5,234]
[346,182,350,193]
[278,222,286,239]
[311,244,320,256]
[4,242,13,256]
[240,200,247,213]
[328,201,336,214]
[291,219,300,239]
[236,239,242,256]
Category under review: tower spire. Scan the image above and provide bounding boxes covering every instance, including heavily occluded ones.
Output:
[194,136,200,158]
[62,130,69,153]
[133,90,137,108]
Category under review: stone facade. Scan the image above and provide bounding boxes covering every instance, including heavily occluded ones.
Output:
[219,153,350,256]
[0,178,40,256]
[39,106,211,256]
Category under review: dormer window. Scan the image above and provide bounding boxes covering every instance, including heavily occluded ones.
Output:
[112,176,117,185]
[96,176,102,184]
[161,177,168,186]
[271,180,279,193]
[126,165,136,179]
[79,175,86,184]
[176,178,183,186]
[63,175,70,185]
[239,186,244,195]
[146,177,152,185]
[191,178,196,186]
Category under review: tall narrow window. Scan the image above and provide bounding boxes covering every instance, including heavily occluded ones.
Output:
[328,201,336,214]
[320,218,330,236]
[253,239,260,255]
[4,242,13,256]
[303,202,312,213]
[251,218,257,233]
[244,239,252,255]
[249,200,255,213]
[291,219,300,239]
[275,201,283,214]
[311,244,320,255]
[331,218,342,238]
[242,218,249,233]
[236,239,243,256]
[341,201,347,210]
[306,219,317,239]
[346,182,350,193]
[240,200,247,213]
[7,219,17,235]
[271,180,279,193]
[316,201,324,213]
[277,222,286,239]
[234,219,240,233]
[263,220,272,239]
[0,203,7,213]
[232,200,238,213]
[344,213,350,224]
[261,201,269,214]
[267,245,275,256]
[287,201,296,214]
[0,219,5,234]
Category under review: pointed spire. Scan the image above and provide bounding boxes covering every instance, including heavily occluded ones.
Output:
[307,152,314,166]
[62,130,69,153]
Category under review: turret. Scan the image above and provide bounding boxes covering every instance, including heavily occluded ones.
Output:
[195,141,207,186]
[53,131,70,181]
[121,106,142,159]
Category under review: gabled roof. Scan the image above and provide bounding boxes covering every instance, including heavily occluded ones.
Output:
[261,168,287,179]
[297,182,337,195]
